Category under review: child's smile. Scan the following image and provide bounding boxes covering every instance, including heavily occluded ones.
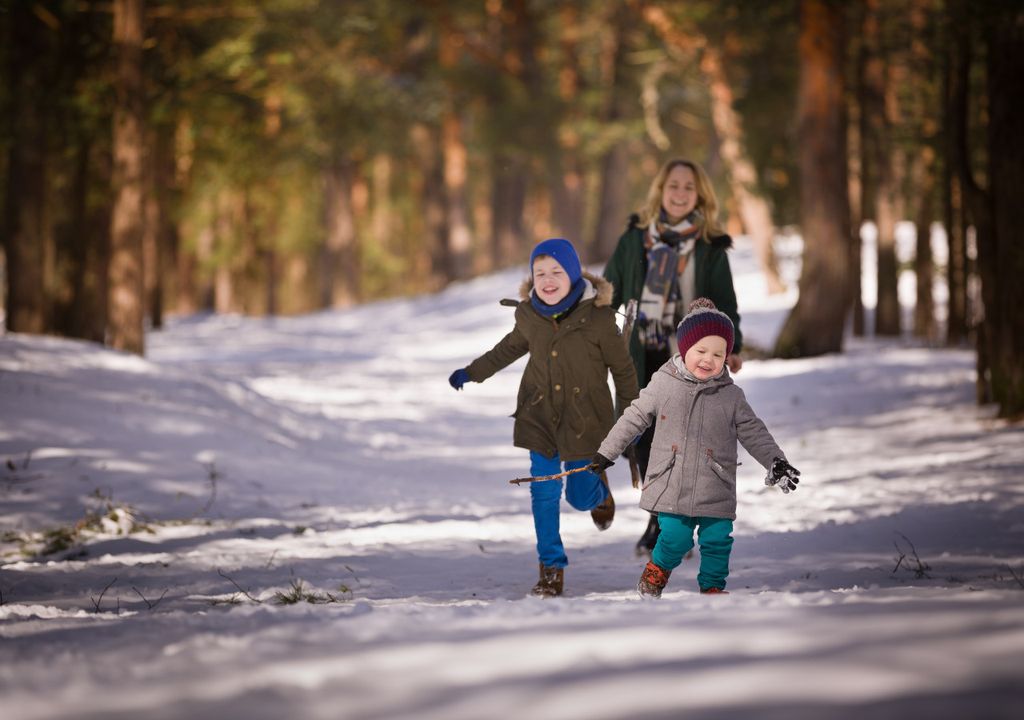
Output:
[683,335,728,380]
[532,256,572,305]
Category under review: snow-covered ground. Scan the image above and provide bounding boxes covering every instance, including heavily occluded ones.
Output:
[2,239,1023,719]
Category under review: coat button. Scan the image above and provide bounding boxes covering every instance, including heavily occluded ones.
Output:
[555,384,561,391]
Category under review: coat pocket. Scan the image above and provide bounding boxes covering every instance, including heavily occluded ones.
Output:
[641,450,676,490]
[512,386,545,418]
[705,451,739,485]
[569,386,587,439]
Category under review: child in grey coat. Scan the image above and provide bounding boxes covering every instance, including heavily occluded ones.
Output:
[589,298,801,597]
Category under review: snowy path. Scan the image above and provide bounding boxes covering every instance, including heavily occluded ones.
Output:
[2,259,1023,719]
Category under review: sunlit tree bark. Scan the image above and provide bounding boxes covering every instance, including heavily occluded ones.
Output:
[774,0,851,358]
[108,0,146,354]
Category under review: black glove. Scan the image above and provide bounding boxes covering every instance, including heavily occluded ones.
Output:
[588,453,614,475]
[765,457,800,494]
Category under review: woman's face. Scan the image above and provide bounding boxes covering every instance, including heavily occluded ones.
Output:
[661,165,699,224]
[532,255,572,305]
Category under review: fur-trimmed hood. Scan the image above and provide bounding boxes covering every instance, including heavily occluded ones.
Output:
[517,271,614,307]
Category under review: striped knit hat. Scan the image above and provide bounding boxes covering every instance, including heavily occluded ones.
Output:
[676,298,735,358]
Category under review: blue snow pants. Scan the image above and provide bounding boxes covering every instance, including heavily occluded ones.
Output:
[651,513,734,591]
[529,451,609,569]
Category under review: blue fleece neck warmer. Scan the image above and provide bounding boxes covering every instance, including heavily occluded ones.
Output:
[529,238,586,318]
[531,278,586,318]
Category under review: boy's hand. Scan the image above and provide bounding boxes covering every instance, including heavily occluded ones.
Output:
[448,368,470,391]
[765,457,800,493]
[588,453,614,475]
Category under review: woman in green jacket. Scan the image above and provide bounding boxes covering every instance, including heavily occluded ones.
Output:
[449,238,638,597]
[603,158,745,557]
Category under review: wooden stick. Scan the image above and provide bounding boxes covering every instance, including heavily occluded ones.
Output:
[509,465,593,485]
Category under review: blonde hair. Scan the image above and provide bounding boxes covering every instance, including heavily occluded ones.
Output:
[637,158,724,240]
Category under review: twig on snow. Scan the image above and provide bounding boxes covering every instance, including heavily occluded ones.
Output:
[217,568,263,604]
[1006,564,1024,589]
[201,462,221,513]
[892,533,932,579]
[132,586,169,610]
[90,577,118,613]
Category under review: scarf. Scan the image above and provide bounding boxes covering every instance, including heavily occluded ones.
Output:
[638,210,702,352]
[530,277,587,318]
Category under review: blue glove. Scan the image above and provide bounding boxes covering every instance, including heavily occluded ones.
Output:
[449,368,470,391]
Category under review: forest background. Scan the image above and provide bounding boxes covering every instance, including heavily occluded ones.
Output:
[2,0,1023,417]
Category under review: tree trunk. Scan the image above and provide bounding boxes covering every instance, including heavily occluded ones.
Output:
[491,163,527,269]
[439,28,472,282]
[108,0,146,354]
[321,157,359,307]
[909,0,937,342]
[442,110,473,281]
[143,123,174,330]
[912,147,936,341]
[774,0,851,358]
[849,13,866,338]
[370,153,393,254]
[700,43,786,295]
[4,2,50,333]
[489,0,538,271]
[410,122,448,292]
[862,0,900,337]
[982,8,1024,416]
[549,2,585,249]
[943,12,969,345]
[592,4,635,262]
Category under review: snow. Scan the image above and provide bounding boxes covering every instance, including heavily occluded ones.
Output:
[2,238,1023,719]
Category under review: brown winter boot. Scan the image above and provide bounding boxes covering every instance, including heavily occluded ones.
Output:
[700,587,729,595]
[637,561,671,598]
[590,471,615,531]
[531,564,564,598]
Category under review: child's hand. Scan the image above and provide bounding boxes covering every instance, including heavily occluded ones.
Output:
[588,453,614,475]
[765,458,800,494]
[448,368,470,391]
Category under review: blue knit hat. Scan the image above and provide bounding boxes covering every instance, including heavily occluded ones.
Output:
[530,238,582,285]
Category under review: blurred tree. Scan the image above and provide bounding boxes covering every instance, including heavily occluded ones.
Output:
[861,0,900,337]
[975,1,1024,417]
[591,1,641,261]
[908,0,938,342]
[3,2,52,334]
[108,0,146,354]
[775,0,851,357]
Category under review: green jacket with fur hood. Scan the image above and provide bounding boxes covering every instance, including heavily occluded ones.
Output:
[597,356,784,519]
[466,272,639,462]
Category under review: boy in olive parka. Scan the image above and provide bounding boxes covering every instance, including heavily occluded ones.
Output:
[449,238,639,598]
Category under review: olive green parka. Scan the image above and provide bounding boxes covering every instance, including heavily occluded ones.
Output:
[466,272,639,462]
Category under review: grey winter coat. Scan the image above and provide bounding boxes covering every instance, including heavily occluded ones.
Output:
[597,356,785,520]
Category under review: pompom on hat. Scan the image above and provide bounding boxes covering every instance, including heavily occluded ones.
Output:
[529,237,582,285]
[676,298,735,358]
